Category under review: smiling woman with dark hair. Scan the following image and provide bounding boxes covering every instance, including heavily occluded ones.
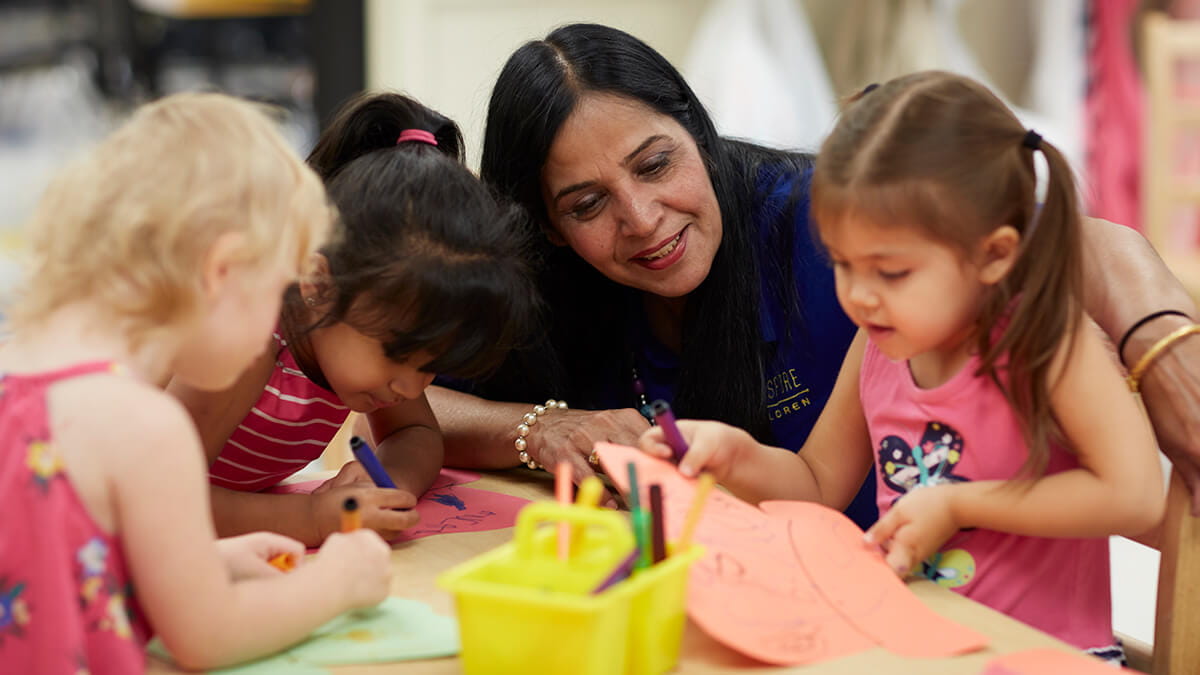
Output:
[431,22,1200,526]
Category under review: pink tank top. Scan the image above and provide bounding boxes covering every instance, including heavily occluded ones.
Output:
[0,362,151,674]
[859,340,1114,651]
[208,331,348,491]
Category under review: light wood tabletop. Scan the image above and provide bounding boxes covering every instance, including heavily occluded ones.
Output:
[148,468,1079,674]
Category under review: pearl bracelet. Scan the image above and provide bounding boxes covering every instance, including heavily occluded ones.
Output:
[515,399,568,470]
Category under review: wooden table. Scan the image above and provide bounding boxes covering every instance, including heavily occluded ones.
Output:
[150,469,1079,674]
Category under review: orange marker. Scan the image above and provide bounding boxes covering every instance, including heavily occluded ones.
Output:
[341,497,362,533]
[268,552,296,572]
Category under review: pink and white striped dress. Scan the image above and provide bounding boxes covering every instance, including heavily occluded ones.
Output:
[208,331,348,492]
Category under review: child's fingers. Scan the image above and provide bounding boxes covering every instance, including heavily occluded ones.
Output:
[370,488,417,510]
[677,451,713,478]
[675,425,720,478]
[637,427,673,459]
[314,463,364,494]
[253,532,306,558]
[330,461,372,487]
[370,507,420,534]
[865,513,916,577]
[883,542,915,577]
[863,509,901,548]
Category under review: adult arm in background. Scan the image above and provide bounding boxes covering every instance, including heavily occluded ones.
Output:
[428,385,649,484]
[1083,216,1200,514]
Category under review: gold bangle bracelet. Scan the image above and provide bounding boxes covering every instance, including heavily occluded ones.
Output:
[1126,324,1200,393]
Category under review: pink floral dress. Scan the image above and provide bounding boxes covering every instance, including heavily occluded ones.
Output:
[0,362,151,674]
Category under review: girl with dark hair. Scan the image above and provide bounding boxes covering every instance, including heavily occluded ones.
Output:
[170,92,537,547]
[641,71,1162,662]
[431,23,1200,528]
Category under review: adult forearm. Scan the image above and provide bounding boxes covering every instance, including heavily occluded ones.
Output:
[1081,216,1199,354]
[427,385,529,469]
[1080,217,1200,514]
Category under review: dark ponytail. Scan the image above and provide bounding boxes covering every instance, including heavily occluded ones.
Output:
[307,91,464,179]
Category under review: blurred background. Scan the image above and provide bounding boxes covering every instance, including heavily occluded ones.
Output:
[0,0,1194,650]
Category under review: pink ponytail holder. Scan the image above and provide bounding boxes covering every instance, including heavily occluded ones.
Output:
[396,129,438,146]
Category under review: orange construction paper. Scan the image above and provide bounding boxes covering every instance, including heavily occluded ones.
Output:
[983,648,1135,674]
[594,442,987,666]
[760,500,986,658]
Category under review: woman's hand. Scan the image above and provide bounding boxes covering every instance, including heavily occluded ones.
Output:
[864,486,960,577]
[216,532,307,581]
[527,407,650,481]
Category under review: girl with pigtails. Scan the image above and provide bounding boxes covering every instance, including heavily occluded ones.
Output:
[640,71,1162,662]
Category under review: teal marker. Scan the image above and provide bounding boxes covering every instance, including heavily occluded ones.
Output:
[627,462,651,570]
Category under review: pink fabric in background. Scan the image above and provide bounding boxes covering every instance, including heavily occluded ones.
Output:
[269,468,531,543]
[1085,0,1144,231]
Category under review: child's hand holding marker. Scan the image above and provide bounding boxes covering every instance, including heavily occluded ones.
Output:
[638,401,758,483]
[217,532,307,581]
[309,482,417,541]
[312,502,393,609]
[310,436,419,541]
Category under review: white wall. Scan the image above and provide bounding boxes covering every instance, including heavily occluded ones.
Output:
[365,0,709,168]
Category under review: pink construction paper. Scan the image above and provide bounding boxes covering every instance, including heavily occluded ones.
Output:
[983,648,1135,674]
[594,442,987,666]
[268,467,530,543]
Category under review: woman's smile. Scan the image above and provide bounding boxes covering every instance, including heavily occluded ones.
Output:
[631,226,689,269]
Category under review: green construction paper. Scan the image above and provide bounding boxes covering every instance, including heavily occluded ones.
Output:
[147,597,459,674]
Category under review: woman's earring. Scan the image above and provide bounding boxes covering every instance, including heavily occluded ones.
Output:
[305,296,317,307]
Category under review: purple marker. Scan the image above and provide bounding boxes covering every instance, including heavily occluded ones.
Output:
[650,400,689,461]
[591,548,641,594]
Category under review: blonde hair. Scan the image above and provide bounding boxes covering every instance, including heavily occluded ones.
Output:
[812,71,1084,478]
[10,92,333,345]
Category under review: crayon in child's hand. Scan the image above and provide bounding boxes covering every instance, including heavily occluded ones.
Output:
[268,552,297,572]
[650,399,689,461]
[341,497,362,533]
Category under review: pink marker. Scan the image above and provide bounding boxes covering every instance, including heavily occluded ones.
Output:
[555,462,572,561]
